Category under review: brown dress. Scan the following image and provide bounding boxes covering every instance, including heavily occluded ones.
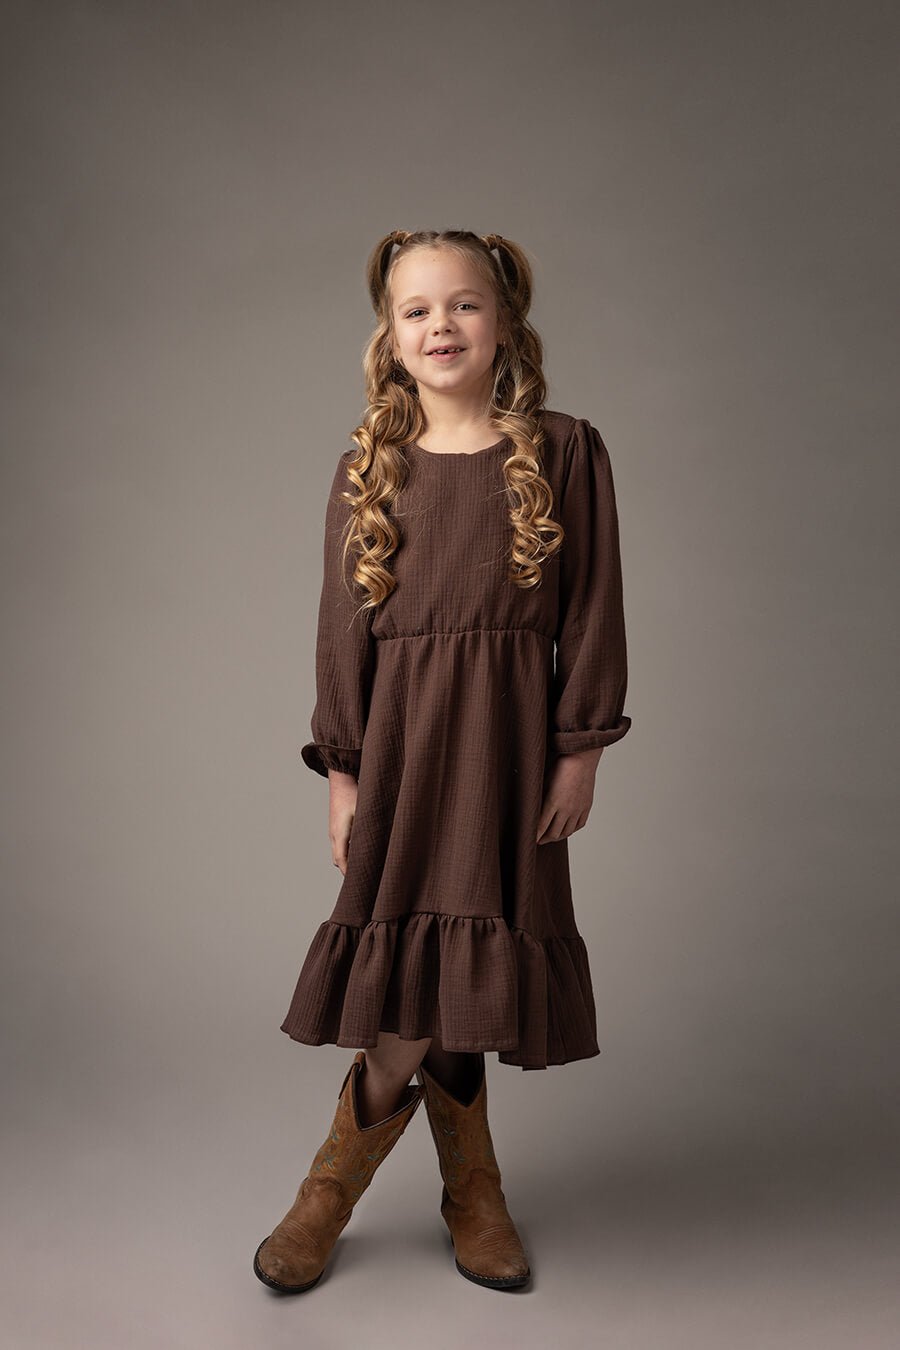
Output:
[280,408,632,1070]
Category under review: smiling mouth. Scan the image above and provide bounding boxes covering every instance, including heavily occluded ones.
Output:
[428,347,465,356]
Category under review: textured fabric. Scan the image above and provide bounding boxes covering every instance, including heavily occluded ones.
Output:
[282,408,632,1069]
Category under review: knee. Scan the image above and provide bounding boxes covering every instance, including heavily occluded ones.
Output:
[364,1033,433,1083]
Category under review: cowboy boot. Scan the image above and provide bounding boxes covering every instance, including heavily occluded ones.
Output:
[416,1054,531,1289]
[254,1050,423,1292]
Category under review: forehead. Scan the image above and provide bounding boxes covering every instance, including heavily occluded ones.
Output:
[392,249,486,309]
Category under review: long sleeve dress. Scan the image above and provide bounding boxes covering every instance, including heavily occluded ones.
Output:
[280,408,632,1070]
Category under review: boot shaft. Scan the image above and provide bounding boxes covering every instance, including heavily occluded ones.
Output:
[416,1057,503,1193]
[309,1051,423,1205]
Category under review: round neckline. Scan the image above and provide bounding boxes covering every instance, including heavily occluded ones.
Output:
[408,435,510,459]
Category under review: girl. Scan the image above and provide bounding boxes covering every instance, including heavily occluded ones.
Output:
[254,228,632,1294]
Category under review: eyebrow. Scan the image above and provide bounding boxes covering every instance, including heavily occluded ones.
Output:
[396,289,485,309]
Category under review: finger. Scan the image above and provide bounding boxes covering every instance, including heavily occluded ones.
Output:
[560,809,589,839]
[538,808,564,844]
[536,804,557,843]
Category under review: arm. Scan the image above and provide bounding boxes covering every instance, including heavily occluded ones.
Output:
[549,417,632,759]
[538,418,631,843]
[300,453,376,781]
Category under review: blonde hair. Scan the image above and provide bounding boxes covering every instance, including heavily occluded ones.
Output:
[336,228,564,610]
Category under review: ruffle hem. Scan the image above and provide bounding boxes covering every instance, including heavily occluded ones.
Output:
[279,912,601,1070]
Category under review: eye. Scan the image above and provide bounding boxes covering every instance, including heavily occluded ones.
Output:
[404,302,478,318]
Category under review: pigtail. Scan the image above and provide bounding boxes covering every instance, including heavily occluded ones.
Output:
[367,230,412,311]
[481,233,533,319]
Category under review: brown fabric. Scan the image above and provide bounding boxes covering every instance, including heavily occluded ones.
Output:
[282,408,632,1069]
[417,1056,530,1286]
[253,1050,423,1292]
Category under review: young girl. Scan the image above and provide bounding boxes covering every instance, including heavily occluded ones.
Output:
[253,228,632,1294]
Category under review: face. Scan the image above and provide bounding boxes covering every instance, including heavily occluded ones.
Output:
[389,250,501,400]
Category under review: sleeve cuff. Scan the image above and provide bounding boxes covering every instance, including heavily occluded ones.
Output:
[300,742,363,779]
[550,717,632,755]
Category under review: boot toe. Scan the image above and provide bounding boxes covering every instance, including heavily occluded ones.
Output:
[453,1229,531,1285]
[253,1236,323,1292]
[455,1253,531,1287]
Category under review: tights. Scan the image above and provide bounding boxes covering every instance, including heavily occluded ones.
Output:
[354,1030,483,1127]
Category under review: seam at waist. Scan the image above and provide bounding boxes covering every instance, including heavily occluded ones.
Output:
[373,626,554,642]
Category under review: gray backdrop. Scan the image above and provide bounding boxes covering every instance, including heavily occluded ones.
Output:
[2,1,897,1346]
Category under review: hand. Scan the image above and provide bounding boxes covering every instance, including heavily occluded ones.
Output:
[327,770,359,874]
[536,747,604,844]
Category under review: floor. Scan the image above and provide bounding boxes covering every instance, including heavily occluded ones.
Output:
[5,1045,897,1350]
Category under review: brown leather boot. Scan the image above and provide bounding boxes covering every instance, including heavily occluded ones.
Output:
[254,1050,423,1292]
[416,1054,531,1289]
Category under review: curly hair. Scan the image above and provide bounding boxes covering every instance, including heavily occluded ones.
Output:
[335,228,565,611]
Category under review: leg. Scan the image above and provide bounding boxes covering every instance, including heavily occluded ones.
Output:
[355,1030,433,1127]
[356,1031,485,1124]
[420,1034,484,1105]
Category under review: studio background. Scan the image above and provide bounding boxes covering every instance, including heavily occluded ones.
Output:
[2,2,897,1347]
